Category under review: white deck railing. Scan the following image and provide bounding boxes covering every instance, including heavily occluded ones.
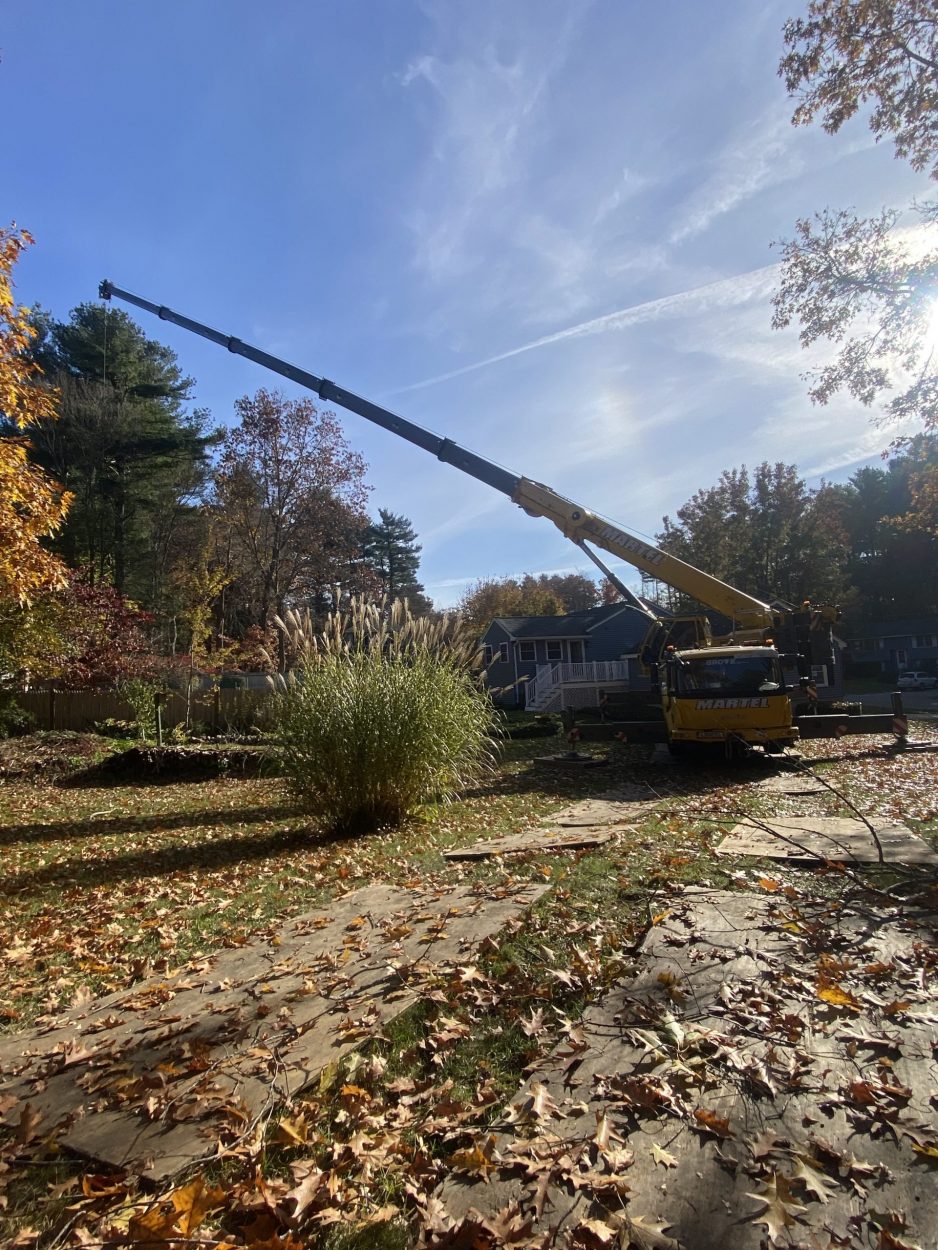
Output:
[526,660,630,710]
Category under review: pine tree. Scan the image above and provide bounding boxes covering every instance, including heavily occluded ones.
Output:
[362,510,432,614]
[27,303,218,601]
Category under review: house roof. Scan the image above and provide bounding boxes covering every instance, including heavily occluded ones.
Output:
[846,617,938,639]
[493,603,647,640]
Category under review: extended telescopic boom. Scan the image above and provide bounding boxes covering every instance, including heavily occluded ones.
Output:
[98,279,775,630]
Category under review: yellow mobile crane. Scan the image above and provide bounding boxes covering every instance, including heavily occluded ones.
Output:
[99,280,903,755]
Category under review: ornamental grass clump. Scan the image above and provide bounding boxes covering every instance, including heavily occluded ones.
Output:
[269,597,495,835]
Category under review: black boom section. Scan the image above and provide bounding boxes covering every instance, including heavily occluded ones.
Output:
[98,280,521,500]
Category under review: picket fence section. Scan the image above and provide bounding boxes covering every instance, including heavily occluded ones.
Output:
[18,688,275,733]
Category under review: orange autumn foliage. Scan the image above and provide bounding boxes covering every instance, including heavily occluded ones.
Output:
[0,226,71,604]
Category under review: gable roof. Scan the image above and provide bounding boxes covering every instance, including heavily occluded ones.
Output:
[493,603,647,640]
[846,616,938,638]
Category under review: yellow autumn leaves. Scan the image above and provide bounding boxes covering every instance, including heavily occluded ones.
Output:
[0,226,71,606]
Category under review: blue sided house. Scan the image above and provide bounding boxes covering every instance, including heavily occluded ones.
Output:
[480,603,653,712]
[845,617,938,678]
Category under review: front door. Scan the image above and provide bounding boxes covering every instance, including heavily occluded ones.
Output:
[569,641,584,664]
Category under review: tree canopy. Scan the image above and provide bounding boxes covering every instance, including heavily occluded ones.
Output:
[0,227,71,607]
[657,462,849,611]
[657,447,938,624]
[28,303,217,599]
[780,0,938,178]
[775,0,938,527]
[772,205,938,432]
[457,572,601,633]
[212,389,371,637]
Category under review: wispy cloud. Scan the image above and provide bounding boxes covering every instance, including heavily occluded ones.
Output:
[669,106,802,245]
[392,262,779,394]
[590,165,655,228]
[400,5,589,285]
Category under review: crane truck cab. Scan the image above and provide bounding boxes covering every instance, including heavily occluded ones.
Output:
[661,645,796,754]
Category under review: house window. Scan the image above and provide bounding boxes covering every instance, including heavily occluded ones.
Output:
[914,634,936,648]
[518,641,536,662]
[546,641,563,662]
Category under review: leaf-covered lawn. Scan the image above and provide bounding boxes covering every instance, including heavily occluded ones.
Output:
[1,729,936,1248]
[0,736,618,1030]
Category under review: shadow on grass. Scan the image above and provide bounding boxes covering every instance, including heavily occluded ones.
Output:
[0,804,309,848]
[466,741,781,805]
[0,819,352,896]
[59,751,279,789]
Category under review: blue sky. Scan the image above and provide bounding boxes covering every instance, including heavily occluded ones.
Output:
[4,1,928,606]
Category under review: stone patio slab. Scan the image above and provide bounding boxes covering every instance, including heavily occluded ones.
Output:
[444,827,614,860]
[717,815,937,864]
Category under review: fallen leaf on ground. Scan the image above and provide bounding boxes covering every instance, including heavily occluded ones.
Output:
[693,1108,734,1139]
[622,1213,680,1249]
[448,1134,500,1179]
[816,983,861,1010]
[792,1156,836,1204]
[170,1175,227,1236]
[745,1172,806,1242]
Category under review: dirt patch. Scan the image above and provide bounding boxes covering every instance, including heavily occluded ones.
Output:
[0,732,117,781]
[63,744,275,785]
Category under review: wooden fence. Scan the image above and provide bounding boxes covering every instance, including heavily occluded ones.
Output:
[17,688,275,734]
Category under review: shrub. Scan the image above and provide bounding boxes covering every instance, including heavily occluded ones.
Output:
[117,678,159,741]
[270,598,495,835]
[0,694,33,738]
[93,717,138,740]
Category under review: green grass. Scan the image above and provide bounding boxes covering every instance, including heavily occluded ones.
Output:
[0,732,628,1028]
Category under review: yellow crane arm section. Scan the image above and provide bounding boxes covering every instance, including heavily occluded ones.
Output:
[512,478,774,632]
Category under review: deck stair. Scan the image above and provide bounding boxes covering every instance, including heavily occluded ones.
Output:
[525,660,630,713]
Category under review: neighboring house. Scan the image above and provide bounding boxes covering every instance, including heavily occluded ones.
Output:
[481,604,652,711]
[846,618,938,677]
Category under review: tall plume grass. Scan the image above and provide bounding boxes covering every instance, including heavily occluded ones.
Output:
[267,597,495,835]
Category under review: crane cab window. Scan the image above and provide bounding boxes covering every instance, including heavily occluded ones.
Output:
[676,655,781,696]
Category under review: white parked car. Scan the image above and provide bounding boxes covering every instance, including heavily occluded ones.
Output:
[897,671,938,690]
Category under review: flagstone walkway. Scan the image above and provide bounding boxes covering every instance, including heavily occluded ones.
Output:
[0,881,544,1180]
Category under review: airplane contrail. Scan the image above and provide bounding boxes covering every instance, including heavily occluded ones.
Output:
[391,262,780,395]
